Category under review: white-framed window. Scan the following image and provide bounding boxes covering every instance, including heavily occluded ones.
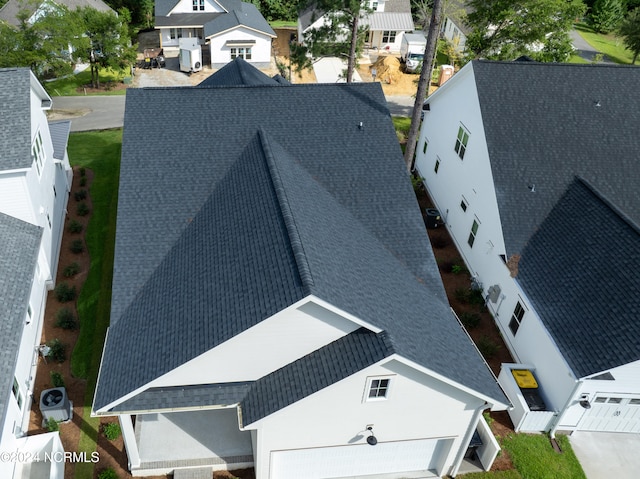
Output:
[32,130,44,176]
[370,1,378,10]
[230,47,252,60]
[434,157,440,173]
[509,301,526,335]
[12,377,22,409]
[460,197,468,212]
[468,218,479,247]
[199,0,205,10]
[170,28,182,40]
[365,377,391,401]
[422,139,428,154]
[192,0,198,10]
[455,124,469,160]
[382,31,396,43]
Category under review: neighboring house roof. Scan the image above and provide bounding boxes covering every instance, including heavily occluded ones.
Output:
[197,57,286,86]
[472,61,640,256]
[0,212,42,433]
[383,0,411,14]
[518,178,640,378]
[0,0,113,27]
[444,0,472,35]
[48,120,71,161]
[363,12,414,31]
[93,61,506,414]
[203,1,275,38]
[155,12,221,27]
[0,68,31,171]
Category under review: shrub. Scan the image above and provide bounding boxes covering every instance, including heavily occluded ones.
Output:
[70,239,84,254]
[46,339,66,363]
[454,287,470,303]
[468,288,486,306]
[79,177,87,187]
[451,263,468,274]
[439,260,455,273]
[54,282,76,302]
[47,417,59,432]
[430,235,450,249]
[103,422,121,441]
[67,219,83,234]
[411,174,425,193]
[74,189,87,201]
[55,308,77,330]
[97,468,118,479]
[477,336,499,359]
[50,371,65,388]
[459,312,481,329]
[76,202,90,216]
[62,262,80,277]
[79,167,86,177]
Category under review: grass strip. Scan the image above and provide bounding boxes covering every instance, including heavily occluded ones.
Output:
[45,68,128,97]
[574,23,635,64]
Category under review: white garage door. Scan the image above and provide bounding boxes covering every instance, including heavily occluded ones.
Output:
[270,438,453,479]
[579,394,640,433]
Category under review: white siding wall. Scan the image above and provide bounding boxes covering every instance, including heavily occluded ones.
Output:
[208,28,273,65]
[160,28,205,48]
[369,30,406,52]
[247,359,485,479]
[147,299,360,389]
[441,18,466,52]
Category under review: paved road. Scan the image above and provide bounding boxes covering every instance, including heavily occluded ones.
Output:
[385,95,415,116]
[50,95,126,132]
[569,29,615,64]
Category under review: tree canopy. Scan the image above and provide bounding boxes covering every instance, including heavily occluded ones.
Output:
[465,0,585,61]
[588,0,625,33]
[619,7,640,63]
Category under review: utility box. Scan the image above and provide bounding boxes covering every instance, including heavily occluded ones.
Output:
[438,65,454,85]
[179,38,203,74]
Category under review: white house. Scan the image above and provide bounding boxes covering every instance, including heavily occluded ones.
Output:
[155,0,276,67]
[0,0,114,27]
[298,0,414,54]
[415,60,640,435]
[440,0,470,54]
[92,59,509,479]
[0,68,72,479]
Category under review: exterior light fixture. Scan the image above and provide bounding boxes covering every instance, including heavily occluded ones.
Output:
[366,426,377,446]
[579,394,591,409]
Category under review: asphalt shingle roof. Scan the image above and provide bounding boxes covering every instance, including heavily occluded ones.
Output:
[472,61,640,256]
[0,213,42,432]
[94,63,506,414]
[48,120,71,161]
[204,1,275,38]
[518,178,640,378]
[197,57,284,86]
[155,12,221,27]
[0,68,32,171]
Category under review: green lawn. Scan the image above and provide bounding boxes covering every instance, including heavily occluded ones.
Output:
[463,470,522,479]
[45,68,129,97]
[574,23,635,64]
[269,20,297,28]
[67,129,122,479]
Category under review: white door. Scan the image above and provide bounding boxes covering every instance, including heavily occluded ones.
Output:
[270,438,453,479]
[579,394,640,433]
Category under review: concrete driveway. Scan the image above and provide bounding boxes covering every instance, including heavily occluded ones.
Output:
[569,432,640,478]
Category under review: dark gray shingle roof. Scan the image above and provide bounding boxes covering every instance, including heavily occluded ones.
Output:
[204,1,275,38]
[48,120,71,161]
[94,76,506,413]
[518,178,640,378]
[0,213,42,432]
[155,12,221,27]
[198,57,283,86]
[0,68,32,171]
[240,328,393,426]
[472,61,640,256]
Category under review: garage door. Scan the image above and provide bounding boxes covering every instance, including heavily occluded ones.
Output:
[270,438,453,479]
[579,394,640,433]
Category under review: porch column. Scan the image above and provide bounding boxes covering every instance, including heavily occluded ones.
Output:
[119,415,141,470]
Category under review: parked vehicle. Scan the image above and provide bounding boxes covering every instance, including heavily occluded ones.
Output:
[400,32,427,73]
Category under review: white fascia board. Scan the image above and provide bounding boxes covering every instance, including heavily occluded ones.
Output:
[29,71,52,110]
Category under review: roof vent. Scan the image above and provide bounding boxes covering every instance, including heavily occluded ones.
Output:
[358,121,363,130]
[528,183,535,192]
[594,100,601,107]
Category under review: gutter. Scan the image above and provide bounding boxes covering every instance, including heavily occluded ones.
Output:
[549,379,583,439]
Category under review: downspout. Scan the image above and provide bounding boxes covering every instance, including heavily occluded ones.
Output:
[450,401,486,477]
[549,379,583,439]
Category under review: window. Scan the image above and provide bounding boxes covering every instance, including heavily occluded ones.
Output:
[32,131,44,176]
[199,0,205,10]
[594,397,607,403]
[454,125,469,160]
[608,397,622,404]
[26,304,32,324]
[382,31,396,43]
[434,158,440,173]
[422,139,428,154]
[170,28,182,40]
[46,213,51,229]
[509,301,525,335]
[53,185,56,197]
[367,378,390,400]
[192,0,198,10]
[371,1,378,10]
[12,377,22,409]
[460,197,468,212]
[230,47,252,60]
[467,218,479,247]
[630,399,640,405]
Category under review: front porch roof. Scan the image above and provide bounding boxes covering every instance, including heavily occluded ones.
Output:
[363,12,414,31]
[155,13,221,28]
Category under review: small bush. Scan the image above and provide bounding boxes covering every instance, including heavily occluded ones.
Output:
[47,417,59,432]
[76,202,90,216]
[454,287,470,303]
[62,262,80,277]
[451,263,468,275]
[459,312,481,329]
[46,339,66,363]
[54,282,76,302]
[55,307,77,330]
[439,260,455,273]
[411,174,425,193]
[430,235,450,249]
[97,468,118,479]
[468,288,486,306]
[477,336,499,359]
[79,167,86,177]
[74,189,87,201]
[79,177,87,187]
[67,219,83,234]
[70,239,84,254]
[103,422,121,441]
[50,371,65,388]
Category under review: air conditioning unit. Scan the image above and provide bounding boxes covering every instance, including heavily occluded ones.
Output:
[40,387,72,424]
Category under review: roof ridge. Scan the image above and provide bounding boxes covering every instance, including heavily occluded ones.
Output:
[257,129,314,294]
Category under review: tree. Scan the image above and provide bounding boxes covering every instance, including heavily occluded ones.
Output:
[465,0,585,61]
[619,7,640,63]
[588,0,624,33]
[293,0,371,82]
[75,7,137,88]
[404,0,444,171]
